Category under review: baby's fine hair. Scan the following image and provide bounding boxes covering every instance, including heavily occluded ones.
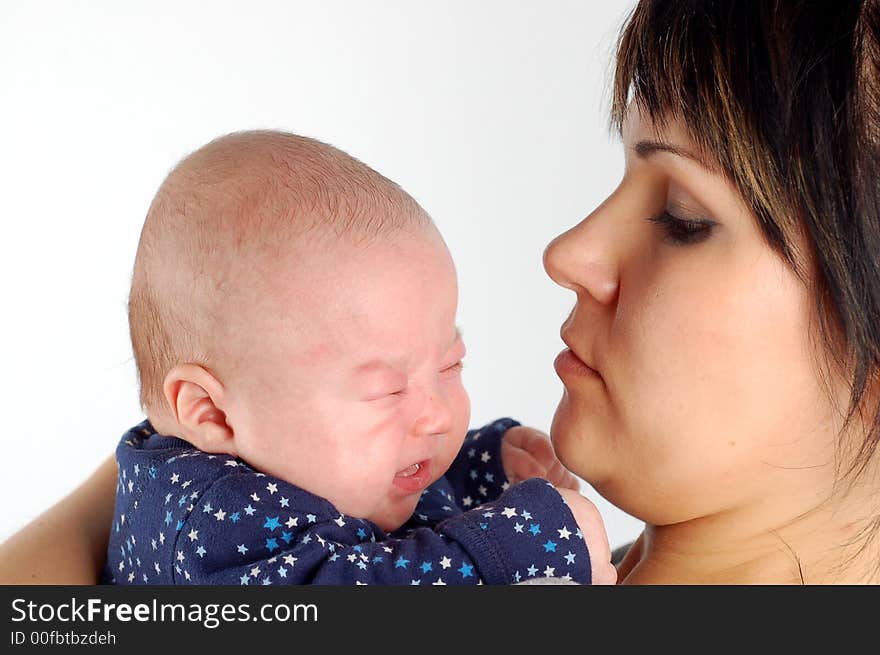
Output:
[128,130,431,414]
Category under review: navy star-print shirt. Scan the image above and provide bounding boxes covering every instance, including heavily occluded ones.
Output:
[101,418,592,585]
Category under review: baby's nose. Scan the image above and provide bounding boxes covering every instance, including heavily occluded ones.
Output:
[413,389,453,436]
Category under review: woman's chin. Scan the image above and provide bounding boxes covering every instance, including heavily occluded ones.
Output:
[550,393,606,480]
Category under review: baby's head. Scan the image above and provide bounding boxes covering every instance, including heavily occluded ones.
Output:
[129,131,471,531]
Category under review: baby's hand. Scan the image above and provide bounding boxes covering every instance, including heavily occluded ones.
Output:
[555,487,617,585]
[501,425,580,490]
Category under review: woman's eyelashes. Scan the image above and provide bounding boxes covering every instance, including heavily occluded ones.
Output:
[648,210,716,246]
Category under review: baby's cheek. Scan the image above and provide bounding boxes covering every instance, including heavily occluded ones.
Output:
[452,383,471,433]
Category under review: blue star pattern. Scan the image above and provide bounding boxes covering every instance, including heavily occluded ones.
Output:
[101,419,592,586]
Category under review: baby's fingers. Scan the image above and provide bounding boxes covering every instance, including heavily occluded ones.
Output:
[547,458,580,491]
[501,444,547,484]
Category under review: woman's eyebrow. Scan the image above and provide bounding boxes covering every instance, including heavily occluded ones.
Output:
[632,139,716,172]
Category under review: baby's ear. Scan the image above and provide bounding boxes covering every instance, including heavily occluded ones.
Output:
[162,364,237,456]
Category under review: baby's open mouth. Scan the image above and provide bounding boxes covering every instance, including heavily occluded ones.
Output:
[395,462,422,477]
[392,460,431,493]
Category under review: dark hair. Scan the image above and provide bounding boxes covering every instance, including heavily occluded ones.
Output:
[612,0,880,574]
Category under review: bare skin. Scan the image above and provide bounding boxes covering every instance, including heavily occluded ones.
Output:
[545,106,880,584]
[0,456,116,584]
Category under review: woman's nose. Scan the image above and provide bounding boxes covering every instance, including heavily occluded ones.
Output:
[543,209,620,306]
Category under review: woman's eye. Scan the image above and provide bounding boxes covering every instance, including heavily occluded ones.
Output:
[648,210,715,246]
[441,361,464,375]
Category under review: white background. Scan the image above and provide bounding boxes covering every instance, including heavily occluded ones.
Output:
[0,0,643,550]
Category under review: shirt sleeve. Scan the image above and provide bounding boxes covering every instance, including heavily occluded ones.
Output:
[173,471,591,585]
[442,417,519,507]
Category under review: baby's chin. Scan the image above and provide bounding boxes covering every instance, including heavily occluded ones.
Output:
[366,496,422,534]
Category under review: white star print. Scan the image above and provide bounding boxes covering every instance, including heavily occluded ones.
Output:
[286,516,298,528]
[480,450,491,463]
[266,483,278,495]
[187,529,198,542]
[558,526,572,540]
[214,509,226,521]
[543,565,555,577]
[170,473,179,484]
[440,556,452,569]
[462,496,473,507]
[334,515,346,527]
[502,507,517,518]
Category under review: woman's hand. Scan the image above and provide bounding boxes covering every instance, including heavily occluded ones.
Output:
[501,425,580,490]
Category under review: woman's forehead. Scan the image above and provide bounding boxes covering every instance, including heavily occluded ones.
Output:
[622,106,699,154]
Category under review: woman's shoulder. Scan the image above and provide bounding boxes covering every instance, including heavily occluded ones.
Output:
[611,541,635,566]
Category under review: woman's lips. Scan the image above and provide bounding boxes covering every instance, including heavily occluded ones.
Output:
[554,348,601,380]
[393,460,432,494]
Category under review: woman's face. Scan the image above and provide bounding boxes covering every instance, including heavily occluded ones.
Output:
[543,106,840,526]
